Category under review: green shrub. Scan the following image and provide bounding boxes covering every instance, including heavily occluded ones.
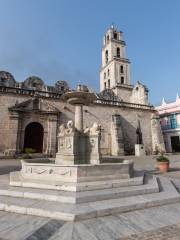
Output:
[24,148,36,154]
[156,155,169,163]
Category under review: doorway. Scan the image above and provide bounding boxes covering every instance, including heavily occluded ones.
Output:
[24,122,44,153]
[171,136,180,152]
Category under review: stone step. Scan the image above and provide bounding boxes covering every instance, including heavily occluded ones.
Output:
[10,171,144,192]
[0,176,179,221]
[0,174,158,204]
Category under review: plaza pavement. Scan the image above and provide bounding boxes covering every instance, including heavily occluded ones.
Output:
[0,155,180,239]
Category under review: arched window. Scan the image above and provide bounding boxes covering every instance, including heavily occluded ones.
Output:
[104,82,107,89]
[105,50,108,63]
[108,69,110,76]
[114,32,117,39]
[104,72,106,79]
[107,35,110,41]
[121,77,124,84]
[117,48,120,58]
[108,79,110,88]
[120,65,124,73]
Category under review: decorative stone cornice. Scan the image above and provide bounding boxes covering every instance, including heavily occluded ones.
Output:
[100,57,130,71]
[95,98,154,111]
[0,86,62,99]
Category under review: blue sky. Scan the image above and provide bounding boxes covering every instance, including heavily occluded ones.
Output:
[0,0,180,105]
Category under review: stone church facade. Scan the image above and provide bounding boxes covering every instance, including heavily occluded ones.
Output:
[0,26,165,157]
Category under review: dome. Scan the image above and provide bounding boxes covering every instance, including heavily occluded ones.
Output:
[0,71,16,87]
[23,76,45,91]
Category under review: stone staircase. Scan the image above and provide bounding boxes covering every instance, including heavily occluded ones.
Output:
[0,173,179,221]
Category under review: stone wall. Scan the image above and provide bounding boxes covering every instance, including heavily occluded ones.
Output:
[0,94,27,153]
[130,81,149,105]
[0,92,156,156]
[52,99,156,155]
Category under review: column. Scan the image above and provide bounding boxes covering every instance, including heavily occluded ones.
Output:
[7,111,19,155]
[75,104,83,132]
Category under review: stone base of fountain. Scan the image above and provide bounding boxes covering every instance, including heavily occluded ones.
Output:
[10,159,134,192]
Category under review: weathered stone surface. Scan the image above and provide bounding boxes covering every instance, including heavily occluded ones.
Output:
[2,173,159,204]
[0,175,179,222]
[11,160,134,186]
[10,170,143,192]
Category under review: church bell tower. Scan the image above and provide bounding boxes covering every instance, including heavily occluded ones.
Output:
[100,25,133,102]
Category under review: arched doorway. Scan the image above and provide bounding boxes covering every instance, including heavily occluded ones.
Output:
[24,122,44,153]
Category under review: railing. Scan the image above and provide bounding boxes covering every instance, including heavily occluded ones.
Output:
[0,86,62,99]
[95,98,154,110]
[161,124,180,130]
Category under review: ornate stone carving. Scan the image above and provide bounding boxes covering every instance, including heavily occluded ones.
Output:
[84,126,90,134]
[58,121,75,137]
[98,89,121,101]
[23,76,45,91]
[65,120,75,134]
[66,138,72,149]
[90,123,101,135]
[58,124,66,137]
[90,139,95,148]
[0,71,16,87]
[84,123,101,135]
[55,80,69,93]
[22,165,71,176]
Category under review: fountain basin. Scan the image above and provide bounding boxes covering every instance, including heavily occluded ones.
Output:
[10,160,134,192]
[20,159,133,183]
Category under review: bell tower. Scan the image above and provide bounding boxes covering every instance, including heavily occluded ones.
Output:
[100,25,133,102]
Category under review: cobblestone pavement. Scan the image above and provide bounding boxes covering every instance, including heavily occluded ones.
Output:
[121,223,180,240]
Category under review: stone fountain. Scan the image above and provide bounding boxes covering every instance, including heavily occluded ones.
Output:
[55,84,101,165]
[10,84,134,191]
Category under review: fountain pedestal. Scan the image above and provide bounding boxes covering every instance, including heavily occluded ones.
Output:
[56,84,101,165]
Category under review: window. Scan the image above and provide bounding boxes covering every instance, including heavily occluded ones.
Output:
[114,32,117,39]
[104,82,107,89]
[108,79,110,88]
[105,50,108,64]
[108,69,110,76]
[121,77,124,84]
[107,35,109,41]
[104,72,106,79]
[120,65,124,73]
[117,48,120,58]
[170,114,177,129]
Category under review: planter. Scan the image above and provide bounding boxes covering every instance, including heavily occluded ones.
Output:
[157,161,169,173]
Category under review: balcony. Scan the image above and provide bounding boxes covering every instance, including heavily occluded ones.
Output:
[161,124,180,130]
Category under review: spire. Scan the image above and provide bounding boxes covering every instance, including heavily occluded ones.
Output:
[176,92,179,101]
[162,97,166,105]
